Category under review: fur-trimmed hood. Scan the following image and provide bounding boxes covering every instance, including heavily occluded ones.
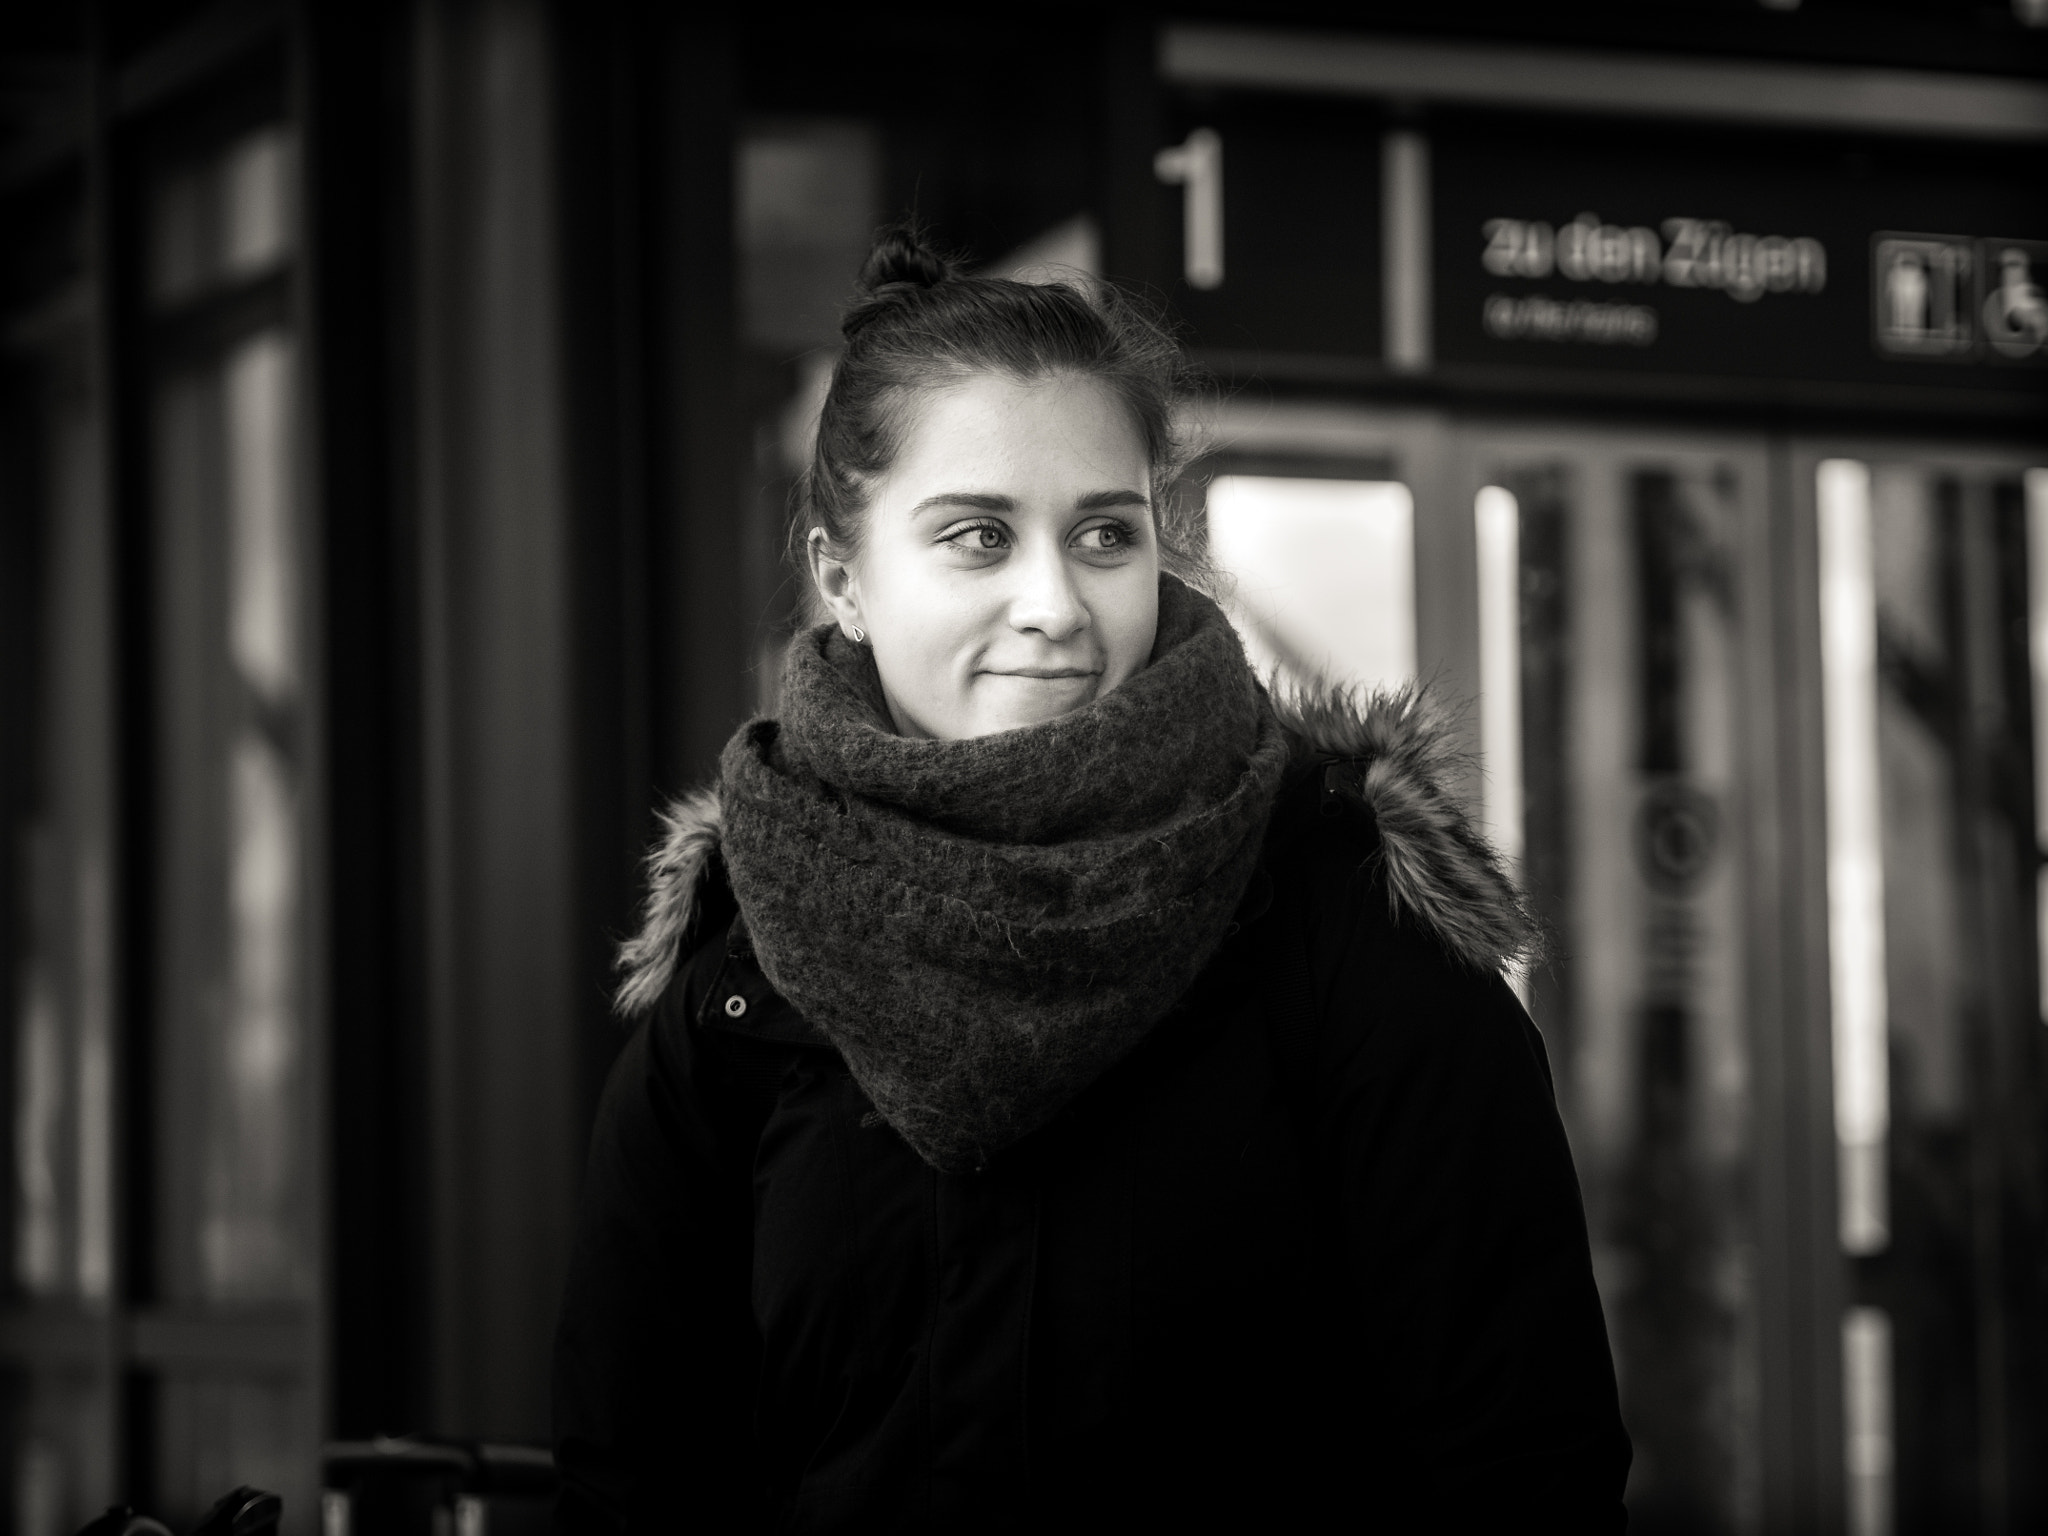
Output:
[613,684,1531,1016]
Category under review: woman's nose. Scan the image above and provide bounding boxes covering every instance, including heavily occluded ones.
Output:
[1007,543,1089,641]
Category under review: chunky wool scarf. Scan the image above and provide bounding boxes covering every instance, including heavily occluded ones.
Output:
[718,575,1292,1172]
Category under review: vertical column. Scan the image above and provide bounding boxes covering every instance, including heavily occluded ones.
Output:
[1750,442,1846,1535]
[1381,131,1431,377]
[306,0,433,1442]
[1098,18,1163,293]
[412,0,579,1443]
[1410,416,1479,802]
[1778,444,1855,1536]
[89,10,153,1505]
[643,17,744,794]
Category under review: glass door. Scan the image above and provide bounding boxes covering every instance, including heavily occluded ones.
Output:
[1199,402,1474,781]
[3,41,324,1534]
[1459,427,1779,1533]
[1457,424,2048,1536]
[3,181,120,1536]
[1789,442,2048,1536]
[142,114,321,1526]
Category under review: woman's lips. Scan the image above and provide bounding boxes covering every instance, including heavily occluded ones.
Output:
[989,667,1100,680]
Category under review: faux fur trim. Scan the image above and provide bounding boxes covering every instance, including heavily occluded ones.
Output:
[613,684,1532,1014]
[613,787,725,1016]
[1270,681,1536,974]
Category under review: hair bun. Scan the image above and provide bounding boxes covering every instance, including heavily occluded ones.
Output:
[856,227,957,296]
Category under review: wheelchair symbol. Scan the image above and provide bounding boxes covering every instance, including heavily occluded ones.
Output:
[1984,244,2048,361]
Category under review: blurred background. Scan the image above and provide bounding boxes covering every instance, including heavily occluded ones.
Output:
[0,1,2044,1532]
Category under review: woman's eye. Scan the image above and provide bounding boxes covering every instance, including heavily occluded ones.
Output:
[942,520,1009,553]
[1076,521,1135,552]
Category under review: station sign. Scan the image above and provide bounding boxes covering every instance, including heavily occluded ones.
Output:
[1431,119,2048,404]
[1142,97,2046,414]
[1149,98,1381,363]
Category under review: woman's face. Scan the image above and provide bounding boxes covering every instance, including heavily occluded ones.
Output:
[813,371,1161,741]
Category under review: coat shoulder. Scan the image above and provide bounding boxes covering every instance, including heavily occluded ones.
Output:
[1268,681,1535,975]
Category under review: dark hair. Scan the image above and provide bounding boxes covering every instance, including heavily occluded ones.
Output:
[793,225,1208,605]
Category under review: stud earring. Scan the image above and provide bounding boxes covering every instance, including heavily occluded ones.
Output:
[850,625,867,644]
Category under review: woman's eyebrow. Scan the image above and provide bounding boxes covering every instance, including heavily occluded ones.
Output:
[910,488,1149,516]
[911,492,1014,515]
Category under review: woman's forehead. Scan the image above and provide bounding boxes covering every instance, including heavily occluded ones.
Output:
[885,372,1148,490]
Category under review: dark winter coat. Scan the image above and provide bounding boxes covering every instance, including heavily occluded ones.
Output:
[552,695,1632,1532]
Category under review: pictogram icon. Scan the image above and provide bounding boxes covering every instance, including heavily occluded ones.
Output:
[1873,234,1973,358]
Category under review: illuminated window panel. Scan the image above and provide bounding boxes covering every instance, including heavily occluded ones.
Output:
[1475,485,1524,874]
[140,114,318,1530]
[1475,485,1527,1000]
[1205,475,1416,694]
[1844,1306,1896,1536]
[2026,468,2048,1026]
[1816,458,1890,1257]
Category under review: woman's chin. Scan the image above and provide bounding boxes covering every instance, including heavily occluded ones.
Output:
[969,674,1101,734]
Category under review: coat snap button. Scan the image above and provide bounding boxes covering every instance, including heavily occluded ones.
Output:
[723,995,748,1018]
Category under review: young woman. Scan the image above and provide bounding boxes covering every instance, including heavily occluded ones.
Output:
[552,230,1630,1531]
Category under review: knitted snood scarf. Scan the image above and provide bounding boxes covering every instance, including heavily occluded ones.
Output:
[718,574,1293,1173]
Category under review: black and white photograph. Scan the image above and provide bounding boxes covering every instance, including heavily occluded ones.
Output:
[1,2,2044,1532]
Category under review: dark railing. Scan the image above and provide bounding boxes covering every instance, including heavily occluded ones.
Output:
[72,1444,557,1536]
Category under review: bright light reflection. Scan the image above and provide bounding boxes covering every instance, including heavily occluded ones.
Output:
[222,126,291,278]
[1475,486,1524,869]
[1843,1305,1895,1536]
[1207,475,1416,694]
[1476,486,1529,1001]
[225,331,296,703]
[1817,458,1889,1255]
[2025,467,2048,1025]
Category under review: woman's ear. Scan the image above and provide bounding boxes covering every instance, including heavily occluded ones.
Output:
[808,528,863,637]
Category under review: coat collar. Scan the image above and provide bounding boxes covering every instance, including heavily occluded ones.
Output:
[1272,680,1535,980]
[613,682,1531,1017]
